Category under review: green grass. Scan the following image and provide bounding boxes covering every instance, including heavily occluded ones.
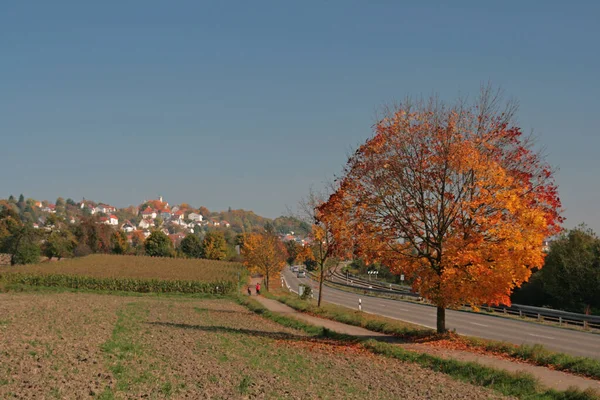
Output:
[268,291,600,380]
[242,294,599,400]
[266,291,433,339]
[100,302,151,393]
[364,340,599,400]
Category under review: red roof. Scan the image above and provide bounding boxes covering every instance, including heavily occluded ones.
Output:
[142,207,154,214]
[110,215,118,219]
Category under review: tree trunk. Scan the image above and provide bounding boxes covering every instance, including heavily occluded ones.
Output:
[318,263,325,307]
[265,270,269,292]
[436,306,446,333]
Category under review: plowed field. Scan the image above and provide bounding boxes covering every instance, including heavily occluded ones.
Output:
[0,293,508,399]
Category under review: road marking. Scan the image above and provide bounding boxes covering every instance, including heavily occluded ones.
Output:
[469,322,489,327]
[528,333,555,340]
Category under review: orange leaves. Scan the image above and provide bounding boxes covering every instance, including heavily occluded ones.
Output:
[320,100,562,313]
[296,244,315,264]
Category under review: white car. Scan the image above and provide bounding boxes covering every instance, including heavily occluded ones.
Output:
[297,271,307,278]
[291,266,299,273]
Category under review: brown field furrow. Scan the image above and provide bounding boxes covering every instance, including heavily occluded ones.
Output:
[0,293,509,399]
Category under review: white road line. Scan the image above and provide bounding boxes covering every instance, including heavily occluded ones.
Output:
[469,322,489,327]
[528,333,555,340]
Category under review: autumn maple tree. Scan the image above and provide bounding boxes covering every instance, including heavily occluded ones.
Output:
[242,230,287,291]
[321,88,562,332]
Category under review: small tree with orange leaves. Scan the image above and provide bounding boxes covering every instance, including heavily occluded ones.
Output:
[321,88,562,333]
[298,189,353,307]
[242,231,287,291]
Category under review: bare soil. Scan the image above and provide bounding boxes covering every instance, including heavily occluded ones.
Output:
[0,292,508,399]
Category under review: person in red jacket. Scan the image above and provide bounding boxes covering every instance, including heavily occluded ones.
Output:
[255,282,261,295]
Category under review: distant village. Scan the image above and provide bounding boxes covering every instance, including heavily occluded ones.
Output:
[24,195,311,247]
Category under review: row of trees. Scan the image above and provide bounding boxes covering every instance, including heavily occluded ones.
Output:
[0,207,235,264]
[145,230,230,260]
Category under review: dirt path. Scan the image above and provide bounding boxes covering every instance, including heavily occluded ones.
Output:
[251,293,600,393]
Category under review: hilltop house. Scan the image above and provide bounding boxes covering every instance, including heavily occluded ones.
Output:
[138,219,154,229]
[41,204,56,213]
[121,221,136,233]
[160,210,172,219]
[100,215,119,226]
[141,207,157,219]
[95,204,116,214]
[187,212,203,222]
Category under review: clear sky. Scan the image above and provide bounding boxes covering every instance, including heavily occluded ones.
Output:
[1,1,598,231]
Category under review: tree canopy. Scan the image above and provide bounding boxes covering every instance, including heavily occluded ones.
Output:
[242,231,287,291]
[201,232,228,260]
[320,89,562,332]
[144,231,174,257]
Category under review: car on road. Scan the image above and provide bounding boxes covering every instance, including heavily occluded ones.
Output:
[291,266,299,273]
[297,270,306,278]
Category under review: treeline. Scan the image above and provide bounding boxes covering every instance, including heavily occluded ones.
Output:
[512,225,600,315]
[0,207,242,265]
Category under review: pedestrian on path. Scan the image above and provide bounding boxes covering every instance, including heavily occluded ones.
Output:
[247,285,252,296]
[256,282,261,295]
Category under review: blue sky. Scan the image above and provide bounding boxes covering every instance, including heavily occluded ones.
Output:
[1,1,599,231]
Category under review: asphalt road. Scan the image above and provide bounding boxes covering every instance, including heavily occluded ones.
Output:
[281,268,600,359]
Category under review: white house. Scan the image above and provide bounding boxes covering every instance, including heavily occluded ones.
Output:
[42,204,56,213]
[139,219,154,229]
[221,220,231,228]
[171,219,189,228]
[108,215,119,226]
[173,210,184,221]
[188,212,203,222]
[95,204,116,214]
[122,221,135,233]
[141,207,157,219]
[142,230,151,238]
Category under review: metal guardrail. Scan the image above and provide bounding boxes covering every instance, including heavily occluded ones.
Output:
[325,277,421,298]
[327,270,600,331]
[483,304,600,330]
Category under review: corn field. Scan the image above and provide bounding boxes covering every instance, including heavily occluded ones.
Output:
[0,254,245,295]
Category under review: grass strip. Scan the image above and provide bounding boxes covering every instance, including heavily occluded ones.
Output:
[268,291,600,380]
[245,294,599,400]
[98,302,147,398]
